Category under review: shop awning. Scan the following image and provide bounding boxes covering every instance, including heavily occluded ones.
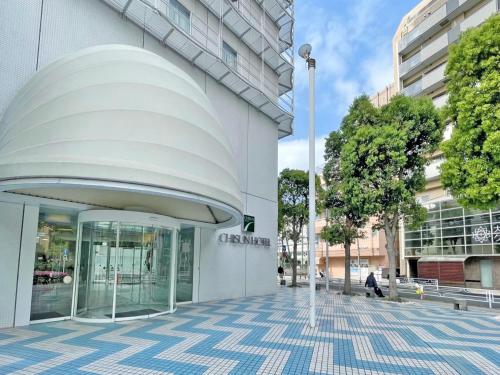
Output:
[418,256,469,263]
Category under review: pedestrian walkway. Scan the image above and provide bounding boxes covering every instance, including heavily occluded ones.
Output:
[0,288,499,374]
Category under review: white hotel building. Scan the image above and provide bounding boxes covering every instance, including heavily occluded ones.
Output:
[0,0,294,327]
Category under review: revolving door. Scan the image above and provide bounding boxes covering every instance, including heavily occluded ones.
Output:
[73,211,178,322]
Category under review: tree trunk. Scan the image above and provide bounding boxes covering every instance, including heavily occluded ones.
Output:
[343,241,351,295]
[384,223,398,300]
[292,240,298,286]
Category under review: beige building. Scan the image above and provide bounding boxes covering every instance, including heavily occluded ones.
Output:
[315,216,393,282]
[375,0,499,288]
[369,83,398,108]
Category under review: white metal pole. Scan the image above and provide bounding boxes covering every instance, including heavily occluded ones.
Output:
[325,209,329,292]
[308,58,316,328]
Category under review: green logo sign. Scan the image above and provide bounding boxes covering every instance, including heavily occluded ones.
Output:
[243,215,255,232]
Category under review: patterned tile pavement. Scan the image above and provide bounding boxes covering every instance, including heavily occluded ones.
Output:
[0,287,499,374]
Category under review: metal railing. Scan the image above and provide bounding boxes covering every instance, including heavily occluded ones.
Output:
[396,277,498,308]
[320,276,498,308]
[103,0,293,133]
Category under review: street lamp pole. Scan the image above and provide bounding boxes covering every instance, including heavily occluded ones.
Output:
[299,43,316,328]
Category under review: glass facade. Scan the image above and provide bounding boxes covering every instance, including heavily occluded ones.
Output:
[30,207,195,322]
[405,200,500,257]
[31,206,78,321]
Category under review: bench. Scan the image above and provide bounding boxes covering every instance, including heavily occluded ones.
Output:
[453,299,468,311]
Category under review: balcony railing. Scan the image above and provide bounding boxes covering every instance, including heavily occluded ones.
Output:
[400,53,422,77]
[101,0,293,137]
[402,79,423,97]
[199,0,293,96]
[399,0,497,80]
[422,62,447,92]
[459,0,497,31]
[399,3,447,52]
[398,0,484,54]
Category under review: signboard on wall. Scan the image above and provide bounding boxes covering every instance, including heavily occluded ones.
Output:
[243,215,255,232]
[218,233,270,247]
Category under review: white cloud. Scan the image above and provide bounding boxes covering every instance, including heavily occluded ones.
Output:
[293,0,396,114]
[361,41,395,94]
[278,135,328,173]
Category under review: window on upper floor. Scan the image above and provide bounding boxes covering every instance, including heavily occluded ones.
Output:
[223,42,238,70]
[168,0,190,34]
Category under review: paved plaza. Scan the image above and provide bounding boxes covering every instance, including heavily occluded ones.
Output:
[0,287,499,375]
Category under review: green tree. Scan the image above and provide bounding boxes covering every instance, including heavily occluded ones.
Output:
[321,96,375,295]
[343,95,443,299]
[278,168,320,287]
[440,14,500,209]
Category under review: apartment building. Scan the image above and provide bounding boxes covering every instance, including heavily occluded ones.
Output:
[390,0,499,288]
[0,0,294,327]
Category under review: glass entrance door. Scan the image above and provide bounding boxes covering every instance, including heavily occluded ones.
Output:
[114,225,172,318]
[76,222,117,320]
[74,214,177,322]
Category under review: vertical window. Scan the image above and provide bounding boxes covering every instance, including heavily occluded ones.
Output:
[176,227,195,302]
[223,42,238,70]
[31,206,78,320]
[168,0,190,34]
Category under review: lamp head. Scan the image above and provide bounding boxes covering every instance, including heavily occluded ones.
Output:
[298,44,312,60]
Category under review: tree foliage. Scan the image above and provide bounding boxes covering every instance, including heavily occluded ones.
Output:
[343,95,443,299]
[321,96,374,295]
[278,168,320,286]
[440,14,500,209]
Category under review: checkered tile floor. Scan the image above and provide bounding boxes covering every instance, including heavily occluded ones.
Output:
[0,287,499,374]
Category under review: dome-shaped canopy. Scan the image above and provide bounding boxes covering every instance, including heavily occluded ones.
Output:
[0,45,242,227]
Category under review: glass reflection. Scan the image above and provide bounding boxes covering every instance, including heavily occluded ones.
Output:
[31,207,78,321]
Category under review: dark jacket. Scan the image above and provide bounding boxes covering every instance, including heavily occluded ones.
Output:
[365,274,377,288]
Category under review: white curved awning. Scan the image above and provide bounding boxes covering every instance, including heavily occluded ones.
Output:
[0,45,243,227]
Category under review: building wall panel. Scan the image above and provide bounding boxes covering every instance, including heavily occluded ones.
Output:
[0,0,42,115]
[0,202,24,328]
[14,205,40,327]
[198,226,246,301]
[244,194,277,296]
[247,108,278,202]
[37,0,143,69]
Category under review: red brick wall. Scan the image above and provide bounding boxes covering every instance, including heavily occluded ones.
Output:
[418,262,464,284]
[418,262,439,279]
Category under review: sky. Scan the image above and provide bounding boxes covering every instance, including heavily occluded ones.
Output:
[278,0,421,172]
